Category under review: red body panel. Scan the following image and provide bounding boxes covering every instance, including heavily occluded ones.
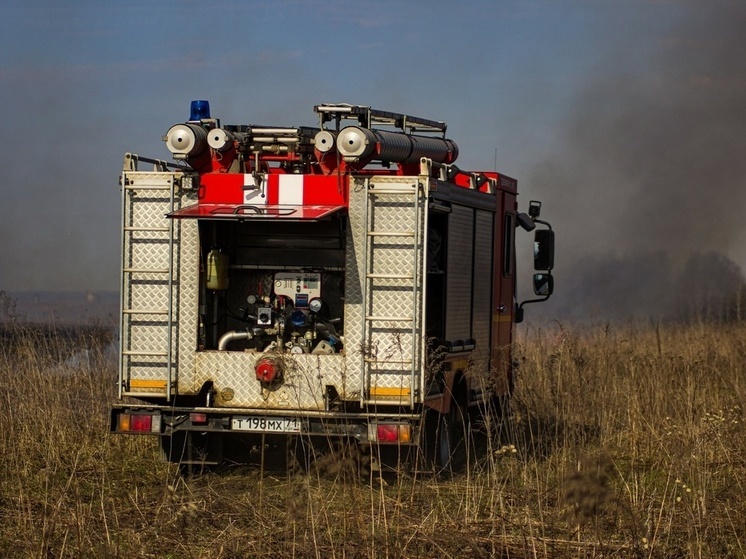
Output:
[198,173,348,209]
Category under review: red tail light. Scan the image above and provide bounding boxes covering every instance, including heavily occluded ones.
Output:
[371,423,412,444]
[256,357,282,383]
[116,412,161,433]
[377,424,399,442]
[190,412,208,425]
[131,414,152,432]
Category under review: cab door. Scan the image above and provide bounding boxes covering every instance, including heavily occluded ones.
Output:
[491,184,518,395]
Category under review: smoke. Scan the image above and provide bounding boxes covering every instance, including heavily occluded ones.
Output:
[526,4,746,322]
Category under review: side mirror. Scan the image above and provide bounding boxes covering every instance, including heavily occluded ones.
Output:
[534,229,555,270]
[533,273,554,297]
[516,212,536,232]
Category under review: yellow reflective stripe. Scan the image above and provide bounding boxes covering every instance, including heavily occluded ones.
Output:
[493,314,512,323]
[129,379,168,389]
[369,387,411,398]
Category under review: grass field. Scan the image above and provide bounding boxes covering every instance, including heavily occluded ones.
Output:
[1,320,744,558]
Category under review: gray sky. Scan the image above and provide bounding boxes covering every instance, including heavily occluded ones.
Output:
[1,1,744,316]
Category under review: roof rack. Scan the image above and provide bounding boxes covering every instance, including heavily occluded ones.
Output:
[314,103,447,136]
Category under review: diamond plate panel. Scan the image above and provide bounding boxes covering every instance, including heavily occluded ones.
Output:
[367,373,411,391]
[192,352,351,409]
[129,197,171,230]
[343,178,367,375]
[129,238,171,271]
[361,177,426,398]
[120,169,199,397]
[173,213,199,389]
[129,320,170,353]
[129,279,169,310]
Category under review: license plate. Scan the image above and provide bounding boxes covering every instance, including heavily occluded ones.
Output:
[231,415,301,433]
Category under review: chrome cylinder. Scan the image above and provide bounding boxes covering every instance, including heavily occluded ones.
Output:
[336,126,458,164]
[164,123,208,158]
[206,128,235,152]
[313,130,337,153]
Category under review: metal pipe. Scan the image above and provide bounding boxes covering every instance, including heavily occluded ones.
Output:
[218,330,253,351]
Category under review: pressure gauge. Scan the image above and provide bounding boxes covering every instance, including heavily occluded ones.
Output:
[309,298,323,314]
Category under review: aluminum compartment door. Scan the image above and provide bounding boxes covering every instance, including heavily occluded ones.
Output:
[471,209,494,371]
[444,205,474,345]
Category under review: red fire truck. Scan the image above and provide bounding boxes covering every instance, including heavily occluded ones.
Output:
[110,101,554,475]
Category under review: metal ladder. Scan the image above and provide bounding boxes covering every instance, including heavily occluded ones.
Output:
[361,179,423,408]
[119,159,177,400]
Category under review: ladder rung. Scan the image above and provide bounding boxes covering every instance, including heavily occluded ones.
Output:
[365,316,413,322]
[367,231,415,237]
[365,358,413,364]
[122,309,169,315]
[123,351,169,357]
[124,226,170,232]
[123,184,172,191]
[368,189,418,195]
[123,268,169,274]
[366,273,413,280]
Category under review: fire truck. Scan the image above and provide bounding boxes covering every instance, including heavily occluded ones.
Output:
[110,101,554,474]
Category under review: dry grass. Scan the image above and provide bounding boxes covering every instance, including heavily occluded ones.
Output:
[1,320,745,558]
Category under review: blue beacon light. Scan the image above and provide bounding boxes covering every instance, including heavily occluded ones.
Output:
[189,100,210,122]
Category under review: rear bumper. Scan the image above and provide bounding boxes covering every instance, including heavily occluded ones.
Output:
[110,404,421,445]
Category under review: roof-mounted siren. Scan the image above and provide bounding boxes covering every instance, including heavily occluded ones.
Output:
[189,100,211,122]
[336,127,458,165]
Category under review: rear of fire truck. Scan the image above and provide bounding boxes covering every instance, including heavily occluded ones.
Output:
[110,101,554,474]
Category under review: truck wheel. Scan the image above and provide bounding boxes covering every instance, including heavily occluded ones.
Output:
[489,394,513,442]
[435,399,468,476]
[308,438,369,481]
[161,432,223,475]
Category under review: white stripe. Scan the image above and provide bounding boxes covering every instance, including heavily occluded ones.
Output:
[278,175,304,205]
[243,174,265,205]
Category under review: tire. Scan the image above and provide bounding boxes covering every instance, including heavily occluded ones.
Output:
[435,397,468,477]
[305,437,370,481]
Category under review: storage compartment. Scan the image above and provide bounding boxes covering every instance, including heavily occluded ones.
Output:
[197,215,347,354]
